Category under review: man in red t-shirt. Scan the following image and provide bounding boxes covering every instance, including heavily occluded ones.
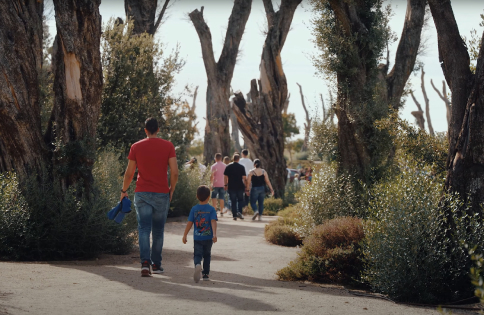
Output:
[120,118,179,277]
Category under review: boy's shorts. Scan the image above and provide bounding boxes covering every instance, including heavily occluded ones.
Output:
[211,187,225,200]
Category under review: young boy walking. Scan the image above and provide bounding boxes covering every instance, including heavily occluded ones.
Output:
[182,185,218,283]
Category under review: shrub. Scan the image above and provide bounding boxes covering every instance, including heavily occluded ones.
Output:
[264,219,302,247]
[170,167,210,216]
[277,217,364,284]
[263,198,284,215]
[0,149,135,261]
[362,165,484,303]
[295,163,364,237]
[295,151,310,161]
[284,181,300,206]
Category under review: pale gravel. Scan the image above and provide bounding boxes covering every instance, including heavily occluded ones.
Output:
[0,216,478,315]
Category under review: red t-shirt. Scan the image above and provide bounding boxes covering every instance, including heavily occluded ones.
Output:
[128,138,176,193]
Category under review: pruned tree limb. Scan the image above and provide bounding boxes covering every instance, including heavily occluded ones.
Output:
[153,0,170,34]
[420,68,434,136]
[410,90,426,130]
[431,79,451,126]
[297,82,311,151]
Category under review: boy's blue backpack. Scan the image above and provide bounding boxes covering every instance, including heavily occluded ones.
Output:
[107,197,132,224]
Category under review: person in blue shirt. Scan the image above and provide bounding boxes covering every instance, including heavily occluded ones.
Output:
[182,185,218,283]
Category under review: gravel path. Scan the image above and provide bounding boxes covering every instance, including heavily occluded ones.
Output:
[0,216,478,315]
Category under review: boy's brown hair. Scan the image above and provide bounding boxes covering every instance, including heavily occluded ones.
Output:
[214,153,222,161]
[196,185,211,201]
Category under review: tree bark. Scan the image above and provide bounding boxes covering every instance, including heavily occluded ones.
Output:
[46,0,103,191]
[230,99,242,153]
[431,79,451,127]
[232,0,302,198]
[0,0,46,176]
[328,0,426,180]
[189,1,252,162]
[297,83,311,152]
[429,0,484,213]
[125,0,170,35]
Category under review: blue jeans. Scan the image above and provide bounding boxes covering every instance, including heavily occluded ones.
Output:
[134,192,170,266]
[228,189,244,217]
[211,187,225,200]
[194,239,213,275]
[250,186,265,215]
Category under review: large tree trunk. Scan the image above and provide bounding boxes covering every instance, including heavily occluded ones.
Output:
[233,0,302,198]
[328,0,426,180]
[189,1,252,162]
[125,0,170,35]
[0,0,46,176]
[428,0,484,213]
[46,0,103,191]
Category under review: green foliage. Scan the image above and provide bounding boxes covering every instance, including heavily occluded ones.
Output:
[295,163,364,237]
[470,247,484,303]
[294,151,309,161]
[264,219,302,247]
[277,217,364,284]
[187,139,204,160]
[283,181,300,206]
[263,198,284,215]
[362,165,484,303]
[310,118,337,161]
[170,167,210,216]
[463,12,484,73]
[98,18,194,164]
[282,113,300,141]
[0,150,136,261]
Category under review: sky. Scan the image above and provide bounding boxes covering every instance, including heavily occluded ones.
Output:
[45,0,484,140]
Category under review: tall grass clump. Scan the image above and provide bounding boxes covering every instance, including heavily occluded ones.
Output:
[0,149,136,261]
[362,164,484,303]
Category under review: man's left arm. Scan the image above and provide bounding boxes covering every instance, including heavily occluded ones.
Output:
[120,160,137,201]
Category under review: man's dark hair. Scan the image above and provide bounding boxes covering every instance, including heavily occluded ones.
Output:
[197,185,211,201]
[233,154,240,162]
[215,153,222,161]
[242,149,249,156]
[145,117,158,134]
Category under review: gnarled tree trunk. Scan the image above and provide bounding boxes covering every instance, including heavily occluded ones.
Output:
[428,0,484,213]
[189,1,252,162]
[45,0,103,191]
[0,0,46,176]
[125,0,170,35]
[233,0,302,198]
[328,0,426,180]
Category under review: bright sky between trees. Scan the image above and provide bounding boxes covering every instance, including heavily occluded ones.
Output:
[46,0,484,140]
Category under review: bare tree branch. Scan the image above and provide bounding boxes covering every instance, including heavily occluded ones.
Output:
[152,0,170,34]
[410,90,426,130]
[431,79,451,126]
[297,83,311,151]
[420,68,434,136]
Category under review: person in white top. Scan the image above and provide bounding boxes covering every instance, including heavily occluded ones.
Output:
[238,149,253,208]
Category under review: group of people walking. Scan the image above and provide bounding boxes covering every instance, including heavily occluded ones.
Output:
[211,150,274,221]
[119,118,275,282]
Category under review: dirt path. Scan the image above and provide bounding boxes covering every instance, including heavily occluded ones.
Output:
[0,216,478,315]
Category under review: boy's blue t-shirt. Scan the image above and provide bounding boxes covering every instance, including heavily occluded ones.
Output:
[188,204,218,241]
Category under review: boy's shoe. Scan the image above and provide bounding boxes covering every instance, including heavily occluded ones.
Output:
[219,212,223,217]
[141,260,152,277]
[202,274,210,281]
[194,264,202,283]
[152,264,164,274]
[252,212,259,220]
[237,212,244,219]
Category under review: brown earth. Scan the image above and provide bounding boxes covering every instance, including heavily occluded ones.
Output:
[0,216,479,315]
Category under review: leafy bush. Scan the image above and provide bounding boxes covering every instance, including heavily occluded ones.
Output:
[263,198,284,215]
[362,165,484,303]
[283,181,300,206]
[295,151,310,161]
[264,219,302,247]
[295,163,364,237]
[277,217,364,284]
[0,150,135,261]
[170,167,210,216]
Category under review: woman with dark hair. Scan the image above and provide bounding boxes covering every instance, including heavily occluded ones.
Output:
[246,159,274,220]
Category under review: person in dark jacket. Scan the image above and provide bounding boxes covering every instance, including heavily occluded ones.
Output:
[223,154,246,220]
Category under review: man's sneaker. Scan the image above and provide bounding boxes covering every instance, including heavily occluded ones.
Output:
[141,260,152,277]
[252,212,259,220]
[233,217,237,221]
[202,274,210,281]
[152,264,164,274]
[237,212,244,220]
[258,215,262,221]
[194,264,202,283]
